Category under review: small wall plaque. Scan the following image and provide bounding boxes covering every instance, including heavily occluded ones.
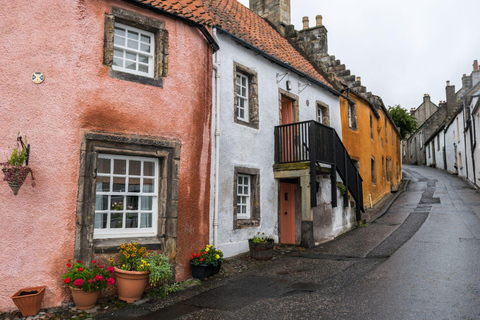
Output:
[32,72,44,84]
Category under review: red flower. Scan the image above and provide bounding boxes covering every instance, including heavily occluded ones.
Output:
[107,266,115,273]
[92,260,96,264]
[77,260,83,264]
[88,279,93,283]
[196,253,201,258]
[77,267,84,272]
[73,279,83,287]
[107,278,115,285]
[64,277,71,284]
[191,254,194,259]
[200,258,204,262]
[204,251,208,255]
[98,265,104,269]
[66,263,72,268]
[95,274,104,281]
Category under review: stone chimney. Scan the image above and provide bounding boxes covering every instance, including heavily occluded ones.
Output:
[462,73,472,90]
[250,0,291,35]
[302,16,309,30]
[423,93,430,104]
[474,60,479,71]
[410,108,416,116]
[316,15,323,26]
[445,81,456,117]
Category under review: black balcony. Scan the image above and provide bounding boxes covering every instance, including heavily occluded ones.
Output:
[274,120,364,220]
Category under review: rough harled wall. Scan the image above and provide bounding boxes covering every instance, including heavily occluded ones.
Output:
[0,0,212,310]
[210,33,344,257]
[445,109,466,176]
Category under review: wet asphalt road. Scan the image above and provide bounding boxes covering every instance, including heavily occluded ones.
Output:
[113,165,480,319]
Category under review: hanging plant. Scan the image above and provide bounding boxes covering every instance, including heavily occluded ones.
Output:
[1,133,35,195]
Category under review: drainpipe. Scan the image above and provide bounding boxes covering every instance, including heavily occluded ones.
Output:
[462,102,469,179]
[212,28,221,248]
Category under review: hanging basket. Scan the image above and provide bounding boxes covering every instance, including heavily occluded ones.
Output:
[2,166,33,195]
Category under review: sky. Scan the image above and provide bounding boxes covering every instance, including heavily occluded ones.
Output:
[237,0,480,110]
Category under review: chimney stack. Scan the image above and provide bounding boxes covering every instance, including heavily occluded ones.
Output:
[302,16,309,30]
[356,76,361,82]
[474,60,479,71]
[250,0,291,35]
[316,15,323,26]
[445,81,456,117]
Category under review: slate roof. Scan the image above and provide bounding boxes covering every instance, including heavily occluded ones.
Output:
[135,0,332,88]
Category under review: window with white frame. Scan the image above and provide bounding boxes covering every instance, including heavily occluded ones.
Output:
[236,174,251,219]
[94,154,158,239]
[317,106,323,123]
[236,73,249,122]
[113,23,155,78]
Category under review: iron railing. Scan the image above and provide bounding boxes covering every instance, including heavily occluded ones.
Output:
[274,120,364,219]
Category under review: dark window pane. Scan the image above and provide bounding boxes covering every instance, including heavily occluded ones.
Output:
[126,196,139,210]
[111,196,124,211]
[144,162,155,176]
[114,159,126,174]
[128,178,141,193]
[126,213,138,228]
[97,158,111,174]
[112,177,125,192]
[110,213,123,228]
[96,176,110,192]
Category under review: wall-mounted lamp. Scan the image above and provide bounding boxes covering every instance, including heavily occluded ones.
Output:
[286,80,293,91]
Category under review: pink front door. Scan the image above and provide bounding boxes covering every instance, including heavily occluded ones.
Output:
[280,182,296,244]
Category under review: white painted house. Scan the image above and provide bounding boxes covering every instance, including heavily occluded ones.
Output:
[207,0,360,257]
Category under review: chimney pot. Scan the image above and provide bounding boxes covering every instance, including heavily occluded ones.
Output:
[356,76,361,82]
[302,16,309,30]
[463,74,467,77]
[446,80,450,86]
[316,15,323,26]
[474,60,479,71]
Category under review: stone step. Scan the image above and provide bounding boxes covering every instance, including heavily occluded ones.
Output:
[331,64,346,72]
[337,69,351,77]
[342,75,356,82]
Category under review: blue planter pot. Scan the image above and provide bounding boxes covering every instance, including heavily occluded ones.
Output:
[190,262,221,280]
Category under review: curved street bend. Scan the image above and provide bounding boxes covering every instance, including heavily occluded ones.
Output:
[111,165,480,320]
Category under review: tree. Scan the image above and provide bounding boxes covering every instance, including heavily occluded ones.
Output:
[388,105,417,139]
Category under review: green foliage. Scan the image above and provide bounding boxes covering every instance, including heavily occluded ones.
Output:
[145,252,173,287]
[249,232,274,244]
[337,182,347,195]
[5,133,27,166]
[388,105,418,139]
[146,282,184,298]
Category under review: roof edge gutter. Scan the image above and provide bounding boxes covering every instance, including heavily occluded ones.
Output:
[120,0,219,52]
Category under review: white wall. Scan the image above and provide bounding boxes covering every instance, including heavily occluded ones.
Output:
[445,109,466,177]
[210,32,344,257]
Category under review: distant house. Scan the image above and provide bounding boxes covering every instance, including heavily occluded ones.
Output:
[0,0,217,310]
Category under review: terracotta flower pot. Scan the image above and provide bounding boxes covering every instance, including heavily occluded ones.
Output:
[11,286,46,317]
[70,288,99,310]
[114,267,150,303]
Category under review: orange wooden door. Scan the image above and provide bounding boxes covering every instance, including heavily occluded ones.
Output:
[281,98,294,162]
[280,182,296,244]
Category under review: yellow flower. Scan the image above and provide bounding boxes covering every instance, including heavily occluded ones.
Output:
[218,250,222,253]
[122,264,125,267]
[205,248,210,252]
[132,253,136,257]
[140,265,144,268]
[126,254,130,258]
[216,254,220,259]
[109,257,114,263]
[147,263,150,266]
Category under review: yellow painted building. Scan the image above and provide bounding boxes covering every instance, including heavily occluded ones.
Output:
[340,91,402,208]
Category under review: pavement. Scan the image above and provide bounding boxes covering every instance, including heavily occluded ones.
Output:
[93,165,480,319]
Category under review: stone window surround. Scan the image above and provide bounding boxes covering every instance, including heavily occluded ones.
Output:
[104,7,169,88]
[233,62,259,129]
[278,89,300,124]
[74,131,180,264]
[316,101,330,126]
[233,167,261,229]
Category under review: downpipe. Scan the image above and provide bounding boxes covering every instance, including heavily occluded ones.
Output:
[212,28,220,248]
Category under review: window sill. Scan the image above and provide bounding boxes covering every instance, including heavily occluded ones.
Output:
[109,69,163,88]
[235,219,260,229]
[93,237,162,253]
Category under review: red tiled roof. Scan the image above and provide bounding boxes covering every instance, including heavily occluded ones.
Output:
[136,0,331,88]
[136,0,214,25]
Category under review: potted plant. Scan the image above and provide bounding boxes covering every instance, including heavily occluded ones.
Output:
[248,233,275,260]
[11,286,47,317]
[111,242,173,303]
[1,133,35,195]
[62,260,115,309]
[189,244,223,280]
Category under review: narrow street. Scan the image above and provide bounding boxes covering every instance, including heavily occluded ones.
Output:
[112,165,480,320]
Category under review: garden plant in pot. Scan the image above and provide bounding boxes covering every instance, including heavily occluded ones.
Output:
[248,233,275,260]
[111,242,173,303]
[190,245,223,280]
[62,260,115,309]
[1,133,35,195]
